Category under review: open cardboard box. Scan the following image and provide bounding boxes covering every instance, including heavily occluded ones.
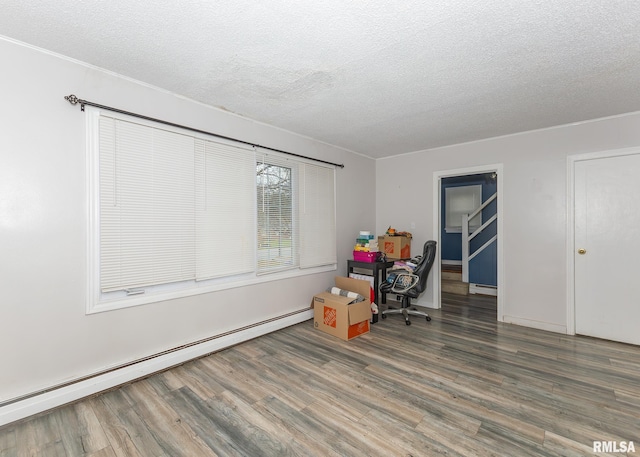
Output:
[311,276,372,341]
[378,235,411,260]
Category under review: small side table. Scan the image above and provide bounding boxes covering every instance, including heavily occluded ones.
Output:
[347,259,395,323]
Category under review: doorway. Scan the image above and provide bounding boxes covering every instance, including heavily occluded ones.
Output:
[569,147,640,345]
[433,164,504,321]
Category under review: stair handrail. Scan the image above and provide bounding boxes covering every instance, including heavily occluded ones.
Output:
[462,192,497,283]
[468,192,496,224]
[469,214,497,242]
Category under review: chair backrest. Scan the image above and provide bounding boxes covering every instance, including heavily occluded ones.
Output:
[412,240,437,295]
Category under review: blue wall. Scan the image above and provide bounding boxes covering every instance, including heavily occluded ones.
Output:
[441,173,497,286]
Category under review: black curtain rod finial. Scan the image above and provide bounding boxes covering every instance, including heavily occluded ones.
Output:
[63,94,344,168]
[64,94,79,105]
[65,94,86,111]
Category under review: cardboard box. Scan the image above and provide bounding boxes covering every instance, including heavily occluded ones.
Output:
[311,277,372,340]
[378,235,411,260]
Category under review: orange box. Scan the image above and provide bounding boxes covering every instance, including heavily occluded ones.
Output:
[311,277,372,341]
[378,235,411,260]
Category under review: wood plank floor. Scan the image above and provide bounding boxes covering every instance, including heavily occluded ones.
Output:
[2,293,640,456]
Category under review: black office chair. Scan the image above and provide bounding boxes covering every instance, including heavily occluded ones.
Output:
[380,240,437,325]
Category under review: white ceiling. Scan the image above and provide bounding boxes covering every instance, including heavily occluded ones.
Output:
[2,1,640,158]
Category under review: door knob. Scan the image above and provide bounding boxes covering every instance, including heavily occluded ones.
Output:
[578,248,586,255]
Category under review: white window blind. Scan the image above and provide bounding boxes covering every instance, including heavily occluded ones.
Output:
[299,163,337,268]
[99,117,196,292]
[89,108,337,311]
[98,115,256,293]
[196,139,255,279]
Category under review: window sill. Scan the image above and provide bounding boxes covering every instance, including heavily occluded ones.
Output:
[88,263,336,314]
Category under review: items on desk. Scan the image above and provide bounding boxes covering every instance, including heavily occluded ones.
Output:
[354,230,379,252]
[353,230,380,262]
[378,233,411,259]
[385,226,412,238]
[353,251,381,262]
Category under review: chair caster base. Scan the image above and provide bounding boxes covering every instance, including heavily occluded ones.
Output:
[381,307,431,324]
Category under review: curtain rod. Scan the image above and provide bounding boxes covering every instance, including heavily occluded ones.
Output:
[64,94,345,169]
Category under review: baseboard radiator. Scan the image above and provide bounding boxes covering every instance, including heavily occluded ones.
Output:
[0,309,313,427]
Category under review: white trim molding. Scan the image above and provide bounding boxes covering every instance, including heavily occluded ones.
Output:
[503,315,567,335]
[433,163,504,321]
[441,260,462,266]
[566,146,640,337]
[469,284,498,296]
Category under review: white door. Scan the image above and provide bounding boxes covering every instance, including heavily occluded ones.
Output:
[574,152,640,345]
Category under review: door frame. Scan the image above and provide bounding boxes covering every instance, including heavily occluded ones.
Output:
[433,163,504,321]
[566,146,640,335]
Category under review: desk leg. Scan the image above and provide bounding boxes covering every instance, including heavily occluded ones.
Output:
[380,266,388,304]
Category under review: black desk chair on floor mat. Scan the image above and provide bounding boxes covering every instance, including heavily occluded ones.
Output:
[380,240,437,325]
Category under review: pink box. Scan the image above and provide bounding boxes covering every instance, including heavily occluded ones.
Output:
[353,251,380,263]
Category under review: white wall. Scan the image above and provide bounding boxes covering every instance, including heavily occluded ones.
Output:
[376,111,640,331]
[0,37,375,403]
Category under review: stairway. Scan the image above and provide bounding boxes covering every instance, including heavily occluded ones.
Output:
[441,264,469,295]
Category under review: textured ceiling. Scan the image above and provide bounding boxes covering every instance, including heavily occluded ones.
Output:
[2,1,640,158]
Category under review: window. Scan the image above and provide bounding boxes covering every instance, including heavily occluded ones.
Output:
[256,153,337,273]
[445,185,482,233]
[87,108,337,312]
[257,159,296,273]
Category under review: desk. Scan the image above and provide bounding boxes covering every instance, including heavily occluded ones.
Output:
[347,259,395,323]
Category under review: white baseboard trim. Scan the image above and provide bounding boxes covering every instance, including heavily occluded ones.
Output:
[469,284,498,296]
[0,309,313,427]
[502,315,567,334]
[441,260,462,266]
